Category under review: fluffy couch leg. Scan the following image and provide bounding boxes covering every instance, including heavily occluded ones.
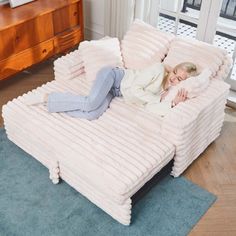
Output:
[49,161,60,184]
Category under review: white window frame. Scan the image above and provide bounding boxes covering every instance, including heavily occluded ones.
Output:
[152,0,236,87]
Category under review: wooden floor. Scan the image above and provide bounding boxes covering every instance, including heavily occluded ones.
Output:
[0,60,236,236]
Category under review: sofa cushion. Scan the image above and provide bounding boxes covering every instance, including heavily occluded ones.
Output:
[54,50,85,81]
[163,37,228,77]
[79,37,124,82]
[121,19,174,70]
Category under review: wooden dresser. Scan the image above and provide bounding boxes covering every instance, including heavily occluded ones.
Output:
[0,0,84,81]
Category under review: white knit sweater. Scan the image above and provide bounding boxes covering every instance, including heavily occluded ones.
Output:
[120,63,172,116]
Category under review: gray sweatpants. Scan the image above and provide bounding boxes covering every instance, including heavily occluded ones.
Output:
[47,67,125,120]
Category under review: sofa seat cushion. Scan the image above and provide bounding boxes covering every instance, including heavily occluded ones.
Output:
[3,77,175,202]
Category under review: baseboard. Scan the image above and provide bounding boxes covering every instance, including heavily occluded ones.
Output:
[84,28,104,40]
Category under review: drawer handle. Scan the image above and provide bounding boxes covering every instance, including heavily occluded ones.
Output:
[15,36,20,42]
[59,31,75,39]
[73,11,78,16]
[42,49,47,54]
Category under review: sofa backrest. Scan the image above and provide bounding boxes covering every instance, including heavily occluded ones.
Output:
[121,19,174,70]
[163,37,232,79]
[121,20,232,80]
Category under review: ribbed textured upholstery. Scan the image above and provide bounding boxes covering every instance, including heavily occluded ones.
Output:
[2,78,174,225]
[161,79,229,176]
[53,50,85,81]
[163,37,231,77]
[78,37,124,81]
[3,76,229,224]
[121,19,174,69]
[3,26,231,224]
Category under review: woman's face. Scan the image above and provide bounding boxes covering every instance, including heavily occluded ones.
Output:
[167,68,189,87]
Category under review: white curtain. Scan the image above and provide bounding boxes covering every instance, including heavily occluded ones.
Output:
[135,0,160,26]
[104,0,135,39]
[104,0,158,39]
[134,0,150,22]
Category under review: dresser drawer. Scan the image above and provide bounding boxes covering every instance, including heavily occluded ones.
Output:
[0,40,54,81]
[53,1,80,34]
[0,27,15,60]
[14,13,54,54]
[54,26,82,53]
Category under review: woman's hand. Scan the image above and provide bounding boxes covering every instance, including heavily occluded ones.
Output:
[172,88,188,107]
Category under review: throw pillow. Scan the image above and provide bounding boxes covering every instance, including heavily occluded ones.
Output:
[79,37,124,82]
[162,68,212,103]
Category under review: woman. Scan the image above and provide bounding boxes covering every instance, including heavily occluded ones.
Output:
[27,62,197,119]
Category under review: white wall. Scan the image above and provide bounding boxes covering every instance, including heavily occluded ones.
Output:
[84,0,105,40]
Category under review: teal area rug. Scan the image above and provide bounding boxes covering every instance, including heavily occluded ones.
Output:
[0,128,216,236]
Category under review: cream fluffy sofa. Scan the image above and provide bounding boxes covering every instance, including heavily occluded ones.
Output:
[2,20,231,225]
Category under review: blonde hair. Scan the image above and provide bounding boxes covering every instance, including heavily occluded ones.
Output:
[174,62,197,76]
[162,62,197,89]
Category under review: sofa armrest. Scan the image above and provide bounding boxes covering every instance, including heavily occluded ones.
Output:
[215,53,233,80]
[53,49,85,81]
[161,80,230,177]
